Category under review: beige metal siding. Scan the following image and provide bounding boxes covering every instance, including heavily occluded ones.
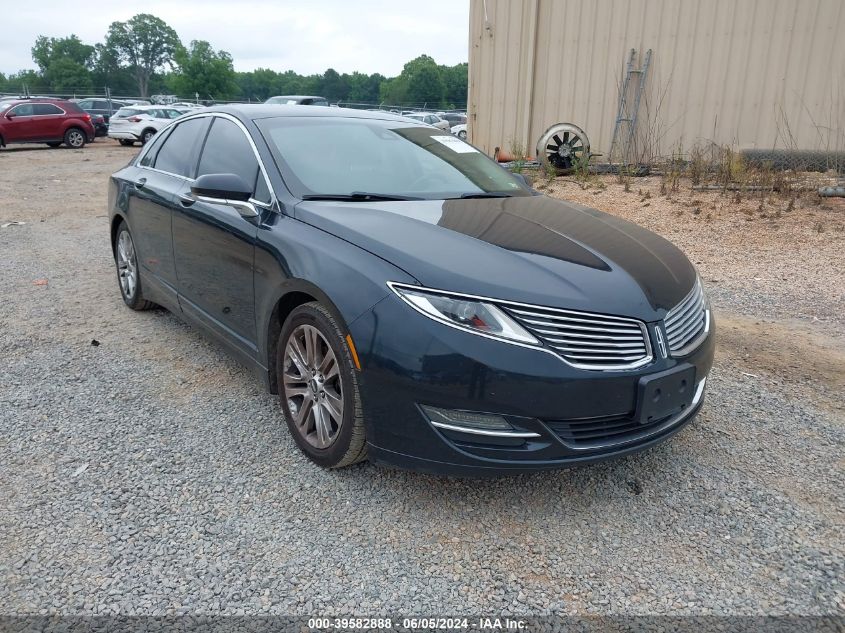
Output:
[468,0,845,159]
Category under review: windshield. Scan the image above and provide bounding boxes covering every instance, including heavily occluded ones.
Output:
[257,117,530,200]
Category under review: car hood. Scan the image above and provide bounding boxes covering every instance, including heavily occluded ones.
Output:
[293,195,697,320]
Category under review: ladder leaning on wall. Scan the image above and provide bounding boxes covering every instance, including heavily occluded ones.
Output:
[609,48,652,166]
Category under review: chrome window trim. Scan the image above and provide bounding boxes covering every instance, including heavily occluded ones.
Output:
[8,103,67,117]
[555,377,707,452]
[387,281,654,372]
[134,111,277,209]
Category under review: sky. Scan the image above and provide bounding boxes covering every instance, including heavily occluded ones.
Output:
[0,0,470,76]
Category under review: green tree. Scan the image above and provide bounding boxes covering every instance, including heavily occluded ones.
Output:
[45,58,93,93]
[169,40,236,100]
[442,62,468,108]
[103,14,181,97]
[235,68,279,101]
[402,55,445,107]
[91,43,136,94]
[32,35,95,73]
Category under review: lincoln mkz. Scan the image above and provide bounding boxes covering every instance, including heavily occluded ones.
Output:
[108,106,714,475]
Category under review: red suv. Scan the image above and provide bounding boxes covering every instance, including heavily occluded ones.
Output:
[0,99,95,149]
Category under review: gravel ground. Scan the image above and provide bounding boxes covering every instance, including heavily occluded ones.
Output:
[0,143,843,617]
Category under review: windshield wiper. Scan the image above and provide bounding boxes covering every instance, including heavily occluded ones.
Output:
[452,192,515,199]
[301,192,423,202]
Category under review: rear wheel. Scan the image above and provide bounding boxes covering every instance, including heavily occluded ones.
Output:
[114,222,155,311]
[64,127,86,149]
[276,302,366,468]
[118,139,134,146]
[47,142,62,148]
[141,128,156,144]
[457,129,467,140]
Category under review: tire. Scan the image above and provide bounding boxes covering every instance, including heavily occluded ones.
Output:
[63,127,86,149]
[141,128,156,145]
[114,221,155,311]
[458,130,467,140]
[276,302,366,469]
[47,142,62,148]
[118,139,134,147]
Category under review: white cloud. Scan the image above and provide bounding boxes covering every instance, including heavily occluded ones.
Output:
[0,0,470,76]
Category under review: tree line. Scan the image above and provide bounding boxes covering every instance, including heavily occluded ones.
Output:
[0,14,468,108]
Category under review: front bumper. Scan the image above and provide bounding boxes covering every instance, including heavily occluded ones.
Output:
[349,293,715,476]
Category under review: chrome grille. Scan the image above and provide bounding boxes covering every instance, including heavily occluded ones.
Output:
[664,280,708,355]
[504,305,651,370]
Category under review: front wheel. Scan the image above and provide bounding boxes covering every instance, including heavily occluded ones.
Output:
[114,222,155,311]
[141,129,156,144]
[276,302,366,468]
[64,128,86,149]
[457,130,467,140]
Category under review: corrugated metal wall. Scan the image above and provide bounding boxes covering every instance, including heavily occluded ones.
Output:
[468,0,845,160]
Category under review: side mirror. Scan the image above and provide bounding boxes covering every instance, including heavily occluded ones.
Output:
[190,173,259,218]
[512,172,534,189]
[5,112,14,119]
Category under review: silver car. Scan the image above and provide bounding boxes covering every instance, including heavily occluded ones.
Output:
[403,112,451,132]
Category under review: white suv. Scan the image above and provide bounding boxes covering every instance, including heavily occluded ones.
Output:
[108,105,184,146]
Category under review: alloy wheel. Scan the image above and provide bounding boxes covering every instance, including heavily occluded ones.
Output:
[67,130,84,148]
[116,231,138,299]
[283,324,343,449]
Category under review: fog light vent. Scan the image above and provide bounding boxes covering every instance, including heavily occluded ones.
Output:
[420,405,540,438]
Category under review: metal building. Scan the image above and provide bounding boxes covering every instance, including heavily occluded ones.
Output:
[467,0,845,163]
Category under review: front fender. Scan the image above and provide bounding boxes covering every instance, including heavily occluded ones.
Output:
[253,212,417,390]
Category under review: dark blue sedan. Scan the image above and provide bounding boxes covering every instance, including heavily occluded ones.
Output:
[108,105,714,475]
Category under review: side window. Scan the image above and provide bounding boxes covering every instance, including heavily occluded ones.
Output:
[34,104,63,115]
[253,172,271,204]
[94,100,109,110]
[139,126,173,167]
[153,117,210,178]
[77,100,92,109]
[10,104,35,116]
[196,118,261,196]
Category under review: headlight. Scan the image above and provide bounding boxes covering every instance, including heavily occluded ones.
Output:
[389,283,539,345]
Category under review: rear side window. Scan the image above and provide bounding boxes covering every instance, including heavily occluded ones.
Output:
[62,102,84,114]
[153,117,210,178]
[196,118,260,194]
[34,104,64,115]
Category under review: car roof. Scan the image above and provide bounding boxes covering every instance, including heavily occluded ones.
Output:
[267,95,327,100]
[207,104,414,124]
[4,98,71,106]
[116,104,170,110]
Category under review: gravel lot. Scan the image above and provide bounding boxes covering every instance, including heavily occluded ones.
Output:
[0,142,843,617]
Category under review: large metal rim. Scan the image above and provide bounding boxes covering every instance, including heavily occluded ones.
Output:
[142,130,155,144]
[537,123,590,171]
[283,324,344,449]
[67,130,84,148]
[116,231,137,299]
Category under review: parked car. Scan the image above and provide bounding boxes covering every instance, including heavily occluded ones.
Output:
[451,123,467,140]
[108,105,714,475]
[441,112,467,126]
[403,112,451,132]
[90,113,108,137]
[265,95,329,106]
[108,105,184,146]
[72,98,126,123]
[0,98,95,149]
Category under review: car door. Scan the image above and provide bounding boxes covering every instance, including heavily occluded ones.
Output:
[172,115,269,354]
[32,103,65,140]
[128,116,211,301]
[4,103,37,141]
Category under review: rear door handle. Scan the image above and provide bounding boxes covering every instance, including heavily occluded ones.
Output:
[178,193,196,207]
[133,178,146,189]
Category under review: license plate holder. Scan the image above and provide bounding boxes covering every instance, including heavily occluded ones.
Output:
[634,365,697,426]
